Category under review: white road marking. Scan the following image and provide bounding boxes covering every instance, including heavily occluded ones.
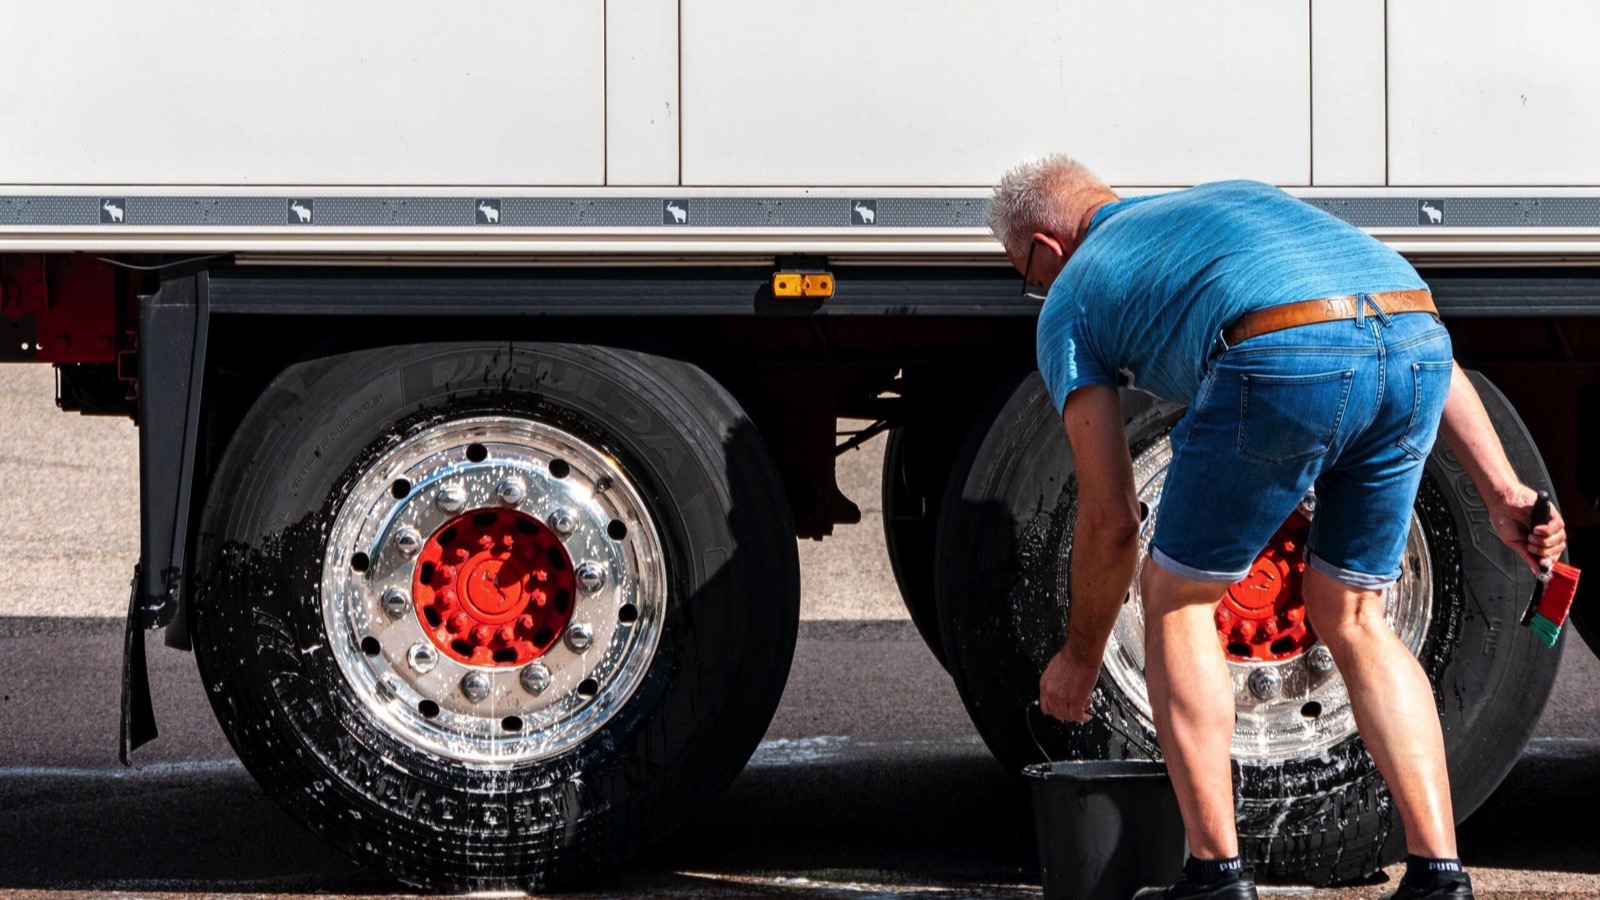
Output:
[676,869,1037,897]
[746,734,987,768]
[0,759,243,779]
[1523,736,1600,760]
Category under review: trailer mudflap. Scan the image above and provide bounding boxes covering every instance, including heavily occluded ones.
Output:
[120,564,158,764]
[119,273,210,757]
[136,273,209,633]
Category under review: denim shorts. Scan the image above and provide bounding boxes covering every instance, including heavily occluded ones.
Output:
[1150,303,1454,590]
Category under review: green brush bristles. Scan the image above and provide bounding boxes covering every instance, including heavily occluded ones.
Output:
[1530,616,1562,648]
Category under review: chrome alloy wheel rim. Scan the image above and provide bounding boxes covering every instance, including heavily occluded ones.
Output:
[1097,436,1434,763]
[321,416,666,767]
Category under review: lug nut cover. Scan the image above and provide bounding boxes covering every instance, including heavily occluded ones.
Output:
[575,562,606,593]
[381,587,412,619]
[407,641,439,674]
[1248,667,1282,700]
[1307,645,1336,676]
[519,663,552,695]
[497,476,527,507]
[394,526,423,556]
[436,484,467,513]
[565,622,594,651]
[460,672,491,702]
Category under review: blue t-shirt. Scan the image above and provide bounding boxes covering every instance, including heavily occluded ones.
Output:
[1035,180,1428,412]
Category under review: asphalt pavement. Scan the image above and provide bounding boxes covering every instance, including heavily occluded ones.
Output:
[2,364,1597,898]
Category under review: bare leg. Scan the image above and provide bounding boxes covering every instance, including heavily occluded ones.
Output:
[1141,561,1239,858]
[1300,566,1457,857]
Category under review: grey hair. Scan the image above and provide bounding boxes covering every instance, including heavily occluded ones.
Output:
[986,154,1107,258]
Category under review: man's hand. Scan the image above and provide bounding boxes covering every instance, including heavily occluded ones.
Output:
[1489,484,1568,574]
[1039,645,1101,722]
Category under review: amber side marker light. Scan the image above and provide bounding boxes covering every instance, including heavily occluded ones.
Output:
[772,271,834,299]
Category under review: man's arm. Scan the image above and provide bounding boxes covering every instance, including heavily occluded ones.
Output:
[1039,385,1142,722]
[1438,363,1566,571]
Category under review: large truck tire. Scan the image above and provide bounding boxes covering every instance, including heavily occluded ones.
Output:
[190,342,800,891]
[881,426,948,668]
[932,371,1562,886]
[882,379,1024,671]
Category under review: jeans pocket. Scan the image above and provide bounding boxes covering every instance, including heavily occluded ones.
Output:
[1238,369,1355,464]
[1398,360,1454,460]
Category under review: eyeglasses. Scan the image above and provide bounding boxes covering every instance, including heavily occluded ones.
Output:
[1020,241,1049,301]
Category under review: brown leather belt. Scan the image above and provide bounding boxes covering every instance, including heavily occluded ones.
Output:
[1222,289,1438,348]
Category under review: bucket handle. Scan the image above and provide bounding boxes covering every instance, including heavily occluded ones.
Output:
[1025,700,1056,763]
[1025,695,1160,765]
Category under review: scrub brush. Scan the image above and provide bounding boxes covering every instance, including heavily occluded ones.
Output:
[1521,491,1581,648]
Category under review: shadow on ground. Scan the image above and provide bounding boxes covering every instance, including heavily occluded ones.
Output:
[0,623,1595,896]
[0,625,1034,896]
[1459,744,1600,875]
[0,753,1035,896]
[2,742,1596,895]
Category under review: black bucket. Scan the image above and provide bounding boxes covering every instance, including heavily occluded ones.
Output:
[1024,759,1187,900]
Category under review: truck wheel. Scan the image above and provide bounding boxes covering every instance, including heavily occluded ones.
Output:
[882,380,1024,670]
[933,371,1562,885]
[882,427,946,665]
[190,342,799,891]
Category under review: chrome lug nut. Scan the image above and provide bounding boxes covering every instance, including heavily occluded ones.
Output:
[436,484,467,513]
[1248,667,1282,701]
[407,641,439,674]
[460,672,491,703]
[548,508,576,537]
[394,525,423,556]
[1307,645,1336,676]
[565,622,595,652]
[575,562,606,593]
[381,586,412,619]
[519,662,552,695]
[497,476,527,507]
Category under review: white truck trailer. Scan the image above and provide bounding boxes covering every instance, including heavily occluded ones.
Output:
[3,0,1597,890]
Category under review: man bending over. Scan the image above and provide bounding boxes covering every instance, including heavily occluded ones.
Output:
[988,156,1566,900]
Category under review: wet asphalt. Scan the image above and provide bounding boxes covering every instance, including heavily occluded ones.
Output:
[0,621,1597,898]
[2,365,1599,897]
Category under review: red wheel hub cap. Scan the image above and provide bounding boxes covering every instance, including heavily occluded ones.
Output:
[1214,511,1318,662]
[413,508,576,666]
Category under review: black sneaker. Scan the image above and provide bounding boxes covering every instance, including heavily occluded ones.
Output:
[1132,874,1259,899]
[1381,872,1474,900]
